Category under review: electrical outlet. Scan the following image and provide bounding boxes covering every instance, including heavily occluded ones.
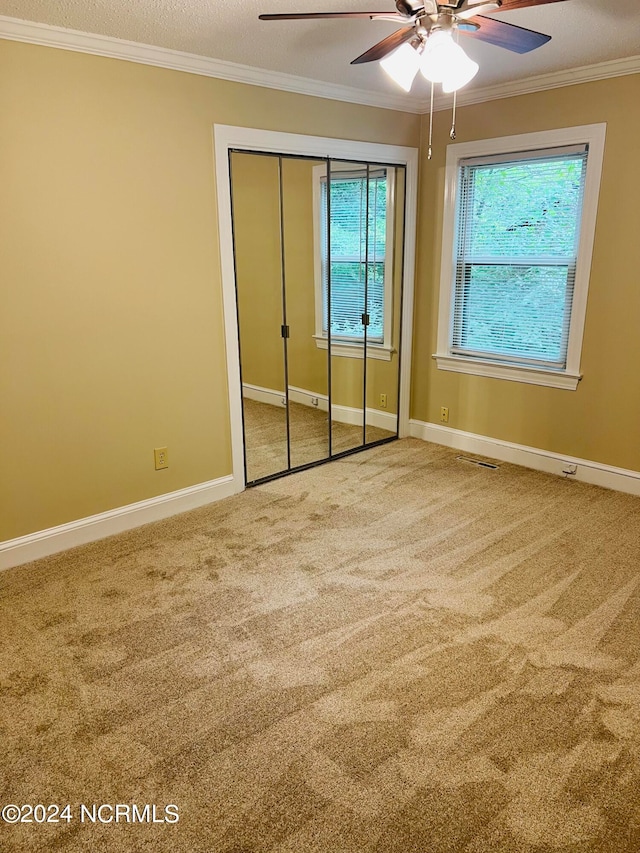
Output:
[562,462,577,476]
[440,406,449,423]
[311,397,319,407]
[154,447,169,470]
[380,393,387,409]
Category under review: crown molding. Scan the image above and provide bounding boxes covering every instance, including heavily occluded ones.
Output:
[1,15,637,116]
[427,55,640,113]
[0,14,418,114]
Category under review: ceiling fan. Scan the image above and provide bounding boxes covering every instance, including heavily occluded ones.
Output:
[259,0,567,93]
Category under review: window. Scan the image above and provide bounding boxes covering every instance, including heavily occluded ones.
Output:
[435,125,606,390]
[313,165,394,360]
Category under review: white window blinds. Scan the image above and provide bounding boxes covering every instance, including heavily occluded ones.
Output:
[452,145,588,368]
[320,169,387,343]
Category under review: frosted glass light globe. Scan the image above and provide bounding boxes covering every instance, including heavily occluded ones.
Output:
[380,42,421,92]
[420,30,479,91]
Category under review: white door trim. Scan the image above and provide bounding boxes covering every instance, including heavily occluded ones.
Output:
[213,124,418,488]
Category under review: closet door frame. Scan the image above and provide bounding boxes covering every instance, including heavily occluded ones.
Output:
[214,124,418,490]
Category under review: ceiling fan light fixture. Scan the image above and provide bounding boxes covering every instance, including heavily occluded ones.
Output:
[380,42,421,92]
[260,0,560,157]
[419,28,478,91]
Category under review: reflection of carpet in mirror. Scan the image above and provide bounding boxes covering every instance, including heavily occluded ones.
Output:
[243,398,395,481]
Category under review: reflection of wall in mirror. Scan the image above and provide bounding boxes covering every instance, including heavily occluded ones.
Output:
[232,154,403,415]
[281,158,329,401]
[232,152,285,396]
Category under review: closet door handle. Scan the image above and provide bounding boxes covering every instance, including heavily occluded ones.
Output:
[281,324,290,338]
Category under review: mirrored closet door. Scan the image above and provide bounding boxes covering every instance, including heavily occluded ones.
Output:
[229,149,406,485]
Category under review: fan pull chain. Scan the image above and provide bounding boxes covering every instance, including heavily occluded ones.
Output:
[428,80,434,160]
[450,28,460,141]
[450,88,457,140]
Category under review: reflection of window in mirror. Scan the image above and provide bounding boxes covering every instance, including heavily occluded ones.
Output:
[312,164,395,362]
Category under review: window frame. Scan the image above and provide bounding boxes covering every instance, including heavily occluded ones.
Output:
[434,124,607,390]
[312,163,395,362]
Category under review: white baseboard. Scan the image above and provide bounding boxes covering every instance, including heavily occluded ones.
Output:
[243,383,397,431]
[6,421,635,572]
[409,420,640,497]
[333,402,397,432]
[242,383,286,407]
[288,385,329,413]
[0,474,239,572]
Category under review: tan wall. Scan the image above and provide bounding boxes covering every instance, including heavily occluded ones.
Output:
[5,33,634,544]
[0,39,419,541]
[232,152,286,394]
[411,74,640,471]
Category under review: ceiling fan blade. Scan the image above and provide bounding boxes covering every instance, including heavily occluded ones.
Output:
[462,14,551,52]
[351,26,416,64]
[373,14,417,23]
[259,11,401,20]
[456,2,501,19]
[495,0,568,8]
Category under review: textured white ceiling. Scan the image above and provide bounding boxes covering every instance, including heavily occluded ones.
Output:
[0,0,638,98]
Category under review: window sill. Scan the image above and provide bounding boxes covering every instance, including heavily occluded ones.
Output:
[433,354,581,390]
[314,337,394,361]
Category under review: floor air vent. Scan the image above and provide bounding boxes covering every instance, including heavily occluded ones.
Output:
[456,455,500,470]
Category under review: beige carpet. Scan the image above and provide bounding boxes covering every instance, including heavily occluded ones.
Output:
[2,439,640,852]
[243,398,396,481]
